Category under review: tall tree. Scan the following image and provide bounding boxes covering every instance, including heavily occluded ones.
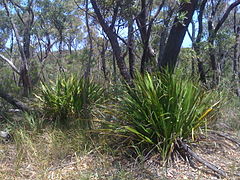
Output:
[136,0,165,73]
[233,7,240,96]
[3,0,34,96]
[158,0,198,71]
[90,0,132,83]
[207,0,240,86]
[84,0,93,79]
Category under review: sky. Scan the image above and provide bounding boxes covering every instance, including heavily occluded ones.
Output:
[182,31,192,48]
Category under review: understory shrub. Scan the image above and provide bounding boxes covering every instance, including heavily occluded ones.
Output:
[117,72,220,160]
[36,74,104,129]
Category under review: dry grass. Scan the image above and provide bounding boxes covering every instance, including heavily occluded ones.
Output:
[0,105,239,180]
[0,125,239,180]
[0,127,133,180]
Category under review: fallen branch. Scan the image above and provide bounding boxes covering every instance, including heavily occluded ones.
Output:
[178,140,227,177]
[0,88,30,112]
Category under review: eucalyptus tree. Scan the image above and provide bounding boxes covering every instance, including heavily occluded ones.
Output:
[158,0,198,71]
[233,8,240,96]
[34,0,83,75]
[187,0,240,88]
[205,0,240,87]
[34,0,58,63]
[90,0,167,81]
[2,0,35,96]
[136,0,166,73]
[90,0,134,83]
[190,0,208,83]
[34,0,81,62]
[90,0,199,81]
[47,0,68,55]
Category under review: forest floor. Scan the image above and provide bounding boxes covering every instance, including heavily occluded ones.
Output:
[0,103,239,180]
[0,127,239,180]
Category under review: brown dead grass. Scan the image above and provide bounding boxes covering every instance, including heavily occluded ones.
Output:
[0,128,239,180]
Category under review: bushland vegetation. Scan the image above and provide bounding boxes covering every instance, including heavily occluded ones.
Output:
[0,0,240,179]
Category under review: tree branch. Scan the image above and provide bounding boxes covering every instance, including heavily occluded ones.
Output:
[214,1,240,35]
[147,0,166,37]
[196,0,207,43]
[0,54,20,74]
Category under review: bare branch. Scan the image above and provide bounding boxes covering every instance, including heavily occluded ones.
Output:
[196,0,207,43]
[3,0,28,66]
[146,0,166,38]
[214,1,240,35]
[110,3,119,30]
[187,29,193,42]
[9,0,24,10]
[74,0,96,19]
[0,54,20,74]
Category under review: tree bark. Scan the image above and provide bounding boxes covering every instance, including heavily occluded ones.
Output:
[84,0,93,79]
[158,0,198,72]
[137,0,165,73]
[128,18,135,78]
[233,9,240,96]
[99,39,108,81]
[3,0,32,96]
[158,8,174,69]
[193,0,207,84]
[90,0,132,83]
[113,54,117,83]
[208,19,220,87]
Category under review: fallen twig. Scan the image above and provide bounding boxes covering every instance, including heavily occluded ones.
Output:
[178,140,227,177]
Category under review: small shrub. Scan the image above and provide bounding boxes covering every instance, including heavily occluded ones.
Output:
[36,74,104,129]
[117,72,220,160]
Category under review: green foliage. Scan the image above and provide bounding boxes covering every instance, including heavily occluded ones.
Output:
[0,10,10,50]
[36,74,104,129]
[24,113,45,132]
[0,65,21,94]
[117,72,220,160]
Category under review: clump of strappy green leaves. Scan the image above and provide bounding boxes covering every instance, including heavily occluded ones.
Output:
[36,74,104,129]
[117,72,219,160]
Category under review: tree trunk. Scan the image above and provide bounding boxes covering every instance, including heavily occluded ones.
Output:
[207,1,240,87]
[233,9,240,96]
[128,18,135,78]
[158,0,197,72]
[158,8,174,69]
[84,0,93,79]
[208,20,220,87]
[100,40,108,81]
[137,0,149,73]
[193,0,207,84]
[113,54,117,83]
[90,0,132,83]
[137,0,163,73]
[3,0,32,96]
